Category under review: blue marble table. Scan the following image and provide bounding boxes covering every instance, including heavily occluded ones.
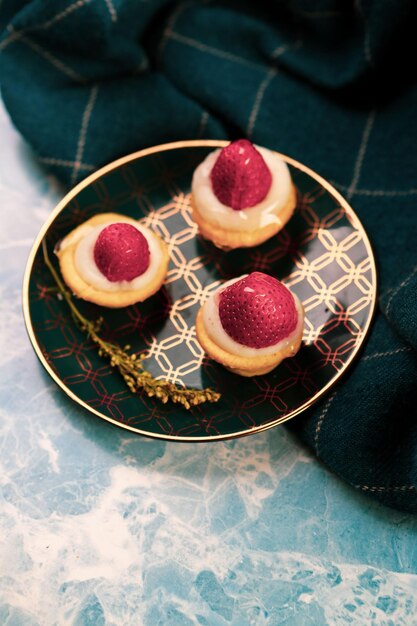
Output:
[1,97,417,626]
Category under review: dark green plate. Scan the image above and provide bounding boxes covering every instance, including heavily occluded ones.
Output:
[23,140,376,441]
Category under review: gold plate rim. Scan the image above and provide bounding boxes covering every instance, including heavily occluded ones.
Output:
[22,139,378,442]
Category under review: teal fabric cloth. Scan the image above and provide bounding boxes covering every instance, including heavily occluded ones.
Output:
[1,0,417,512]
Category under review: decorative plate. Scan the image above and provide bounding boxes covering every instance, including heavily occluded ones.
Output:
[23,140,377,441]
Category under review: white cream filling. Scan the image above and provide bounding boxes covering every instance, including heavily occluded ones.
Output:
[64,220,164,292]
[203,276,304,358]
[191,146,293,231]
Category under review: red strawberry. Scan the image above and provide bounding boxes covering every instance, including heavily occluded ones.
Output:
[94,223,150,282]
[218,272,298,348]
[210,139,272,210]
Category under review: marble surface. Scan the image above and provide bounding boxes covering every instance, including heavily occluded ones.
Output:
[1,97,417,626]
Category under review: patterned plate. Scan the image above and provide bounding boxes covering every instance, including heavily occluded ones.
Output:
[23,140,377,441]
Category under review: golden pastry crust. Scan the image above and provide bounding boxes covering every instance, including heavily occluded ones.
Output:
[191,184,297,250]
[196,303,304,377]
[57,212,169,308]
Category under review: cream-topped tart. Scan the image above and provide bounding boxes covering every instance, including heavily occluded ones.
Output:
[57,213,169,308]
[196,272,304,376]
[191,139,297,249]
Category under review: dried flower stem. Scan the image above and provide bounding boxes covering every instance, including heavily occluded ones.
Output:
[42,239,220,409]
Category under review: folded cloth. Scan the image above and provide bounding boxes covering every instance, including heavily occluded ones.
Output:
[2,0,416,512]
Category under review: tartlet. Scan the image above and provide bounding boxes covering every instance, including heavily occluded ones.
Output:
[191,139,297,249]
[196,272,304,376]
[57,212,169,308]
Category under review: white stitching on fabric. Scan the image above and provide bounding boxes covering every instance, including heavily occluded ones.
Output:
[71,85,99,184]
[167,30,266,72]
[362,347,413,361]
[0,0,93,52]
[197,111,209,137]
[314,392,337,455]
[355,484,417,493]
[354,0,374,68]
[385,264,417,317]
[346,108,376,200]
[103,0,117,22]
[157,2,189,62]
[38,157,96,171]
[38,0,92,30]
[270,38,302,59]
[0,26,21,51]
[246,38,302,137]
[355,188,417,196]
[157,0,212,64]
[19,34,86,82]
[270,44,288,58]
[332,183,417,197]
[246,68,277,137]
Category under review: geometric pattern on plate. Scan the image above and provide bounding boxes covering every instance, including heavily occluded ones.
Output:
[25,142,376,441]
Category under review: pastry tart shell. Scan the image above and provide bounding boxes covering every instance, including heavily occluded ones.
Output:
[57,213,169,308]
[191,184,297,250]
[196,303,304,377]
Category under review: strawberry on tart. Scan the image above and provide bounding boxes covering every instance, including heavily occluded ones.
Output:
[57,213,169,308]
[191,139,297,249]
[196,272,304,376]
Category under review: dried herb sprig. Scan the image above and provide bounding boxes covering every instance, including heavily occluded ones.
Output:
[42,240,220,409]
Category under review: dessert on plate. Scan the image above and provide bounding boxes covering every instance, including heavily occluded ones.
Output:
[196,271,304,376]
[191,139,297,249]
[56,213,169,308]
